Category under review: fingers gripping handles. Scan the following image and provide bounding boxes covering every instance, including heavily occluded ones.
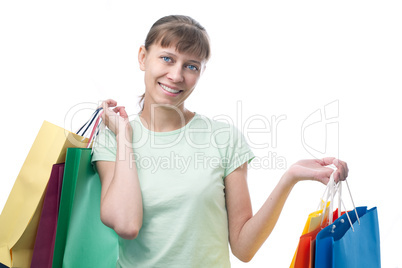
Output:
[75,107,104,148]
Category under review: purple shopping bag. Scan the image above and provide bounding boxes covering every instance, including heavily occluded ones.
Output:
[30,163,65,268]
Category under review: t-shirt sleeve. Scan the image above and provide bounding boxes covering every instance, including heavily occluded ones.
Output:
[223,126,255,179]
[91,127,117,164]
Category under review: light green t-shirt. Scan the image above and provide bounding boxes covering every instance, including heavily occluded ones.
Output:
[91,113,255,268]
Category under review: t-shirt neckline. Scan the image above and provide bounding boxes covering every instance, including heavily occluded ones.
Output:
[135,112,198,136]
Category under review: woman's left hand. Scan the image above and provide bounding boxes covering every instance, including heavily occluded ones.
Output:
[286,157,349,185]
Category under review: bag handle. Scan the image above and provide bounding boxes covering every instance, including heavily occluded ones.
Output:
[319,171,337,226]
[76,107,103,136]
[319,170,360,230]
[86,111,103,148]
[75,107,104,148]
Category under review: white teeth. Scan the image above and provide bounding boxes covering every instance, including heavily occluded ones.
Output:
[160,83,181,94]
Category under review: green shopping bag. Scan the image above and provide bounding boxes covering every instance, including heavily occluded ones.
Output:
[52,148,118,268]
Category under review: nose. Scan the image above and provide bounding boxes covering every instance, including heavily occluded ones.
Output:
[167,65,184,83]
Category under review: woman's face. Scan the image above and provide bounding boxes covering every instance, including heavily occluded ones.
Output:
[138,43,206,111]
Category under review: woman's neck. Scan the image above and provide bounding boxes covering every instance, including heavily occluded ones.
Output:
[139,105,195,132]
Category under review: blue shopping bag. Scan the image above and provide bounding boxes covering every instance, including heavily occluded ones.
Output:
[315,206,380,268]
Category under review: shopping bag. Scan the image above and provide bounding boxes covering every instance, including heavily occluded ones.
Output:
[294,209,344,268]
[0,121,88,267]
[292,169,353,268]
[314,172,381,268]
[290,201,330,268]
[315,206,380,268]
[30,163,65,268]
[52,148,118,268]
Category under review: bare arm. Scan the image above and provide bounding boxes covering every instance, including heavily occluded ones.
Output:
[96,99,143,240]
[225,158,348,262]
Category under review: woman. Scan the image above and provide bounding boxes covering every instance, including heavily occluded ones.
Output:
[92,15,348,267]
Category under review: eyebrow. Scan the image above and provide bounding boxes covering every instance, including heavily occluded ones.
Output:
[162,51,202,66]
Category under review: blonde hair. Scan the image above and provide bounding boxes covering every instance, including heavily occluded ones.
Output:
[138,15,211,110]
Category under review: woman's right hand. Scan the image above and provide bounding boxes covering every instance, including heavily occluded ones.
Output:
[101,99,133,143]
[98,100,142,239]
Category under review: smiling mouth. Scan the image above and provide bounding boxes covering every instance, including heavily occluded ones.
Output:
[159,83,183,94]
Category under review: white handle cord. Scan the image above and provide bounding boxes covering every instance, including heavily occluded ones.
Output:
[346,180,360,225]
[338,181,342,219]
[339,177,360,232]
[320,172,337,227]
[319,170,360,231]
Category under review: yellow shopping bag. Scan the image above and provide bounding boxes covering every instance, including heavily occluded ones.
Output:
[0,121,88,267]
[289,201,329,268]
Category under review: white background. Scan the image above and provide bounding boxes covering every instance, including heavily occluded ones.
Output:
[1,0,401,267]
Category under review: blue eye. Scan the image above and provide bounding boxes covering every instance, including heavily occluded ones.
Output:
[162,56,172,63]
[187,65,198,71]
